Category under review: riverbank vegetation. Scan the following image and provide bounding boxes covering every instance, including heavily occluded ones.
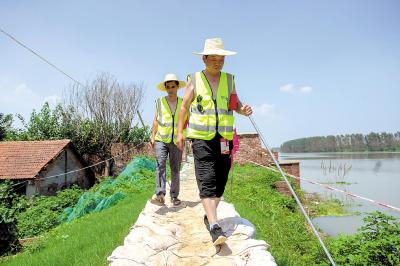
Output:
[312,211,400,265]
[225,163,339,265]
[225,163,400,265]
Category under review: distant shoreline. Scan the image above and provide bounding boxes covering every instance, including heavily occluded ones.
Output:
[280,151,400,154]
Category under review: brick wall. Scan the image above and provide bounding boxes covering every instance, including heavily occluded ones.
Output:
[234,133,301,196]
[234,133,278,166]
[111,142,155,176]
[110,134,301,192]
[279,162,300,182]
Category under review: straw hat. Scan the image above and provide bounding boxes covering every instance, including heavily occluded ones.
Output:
[157,73,186,91]
[193,37,236,56]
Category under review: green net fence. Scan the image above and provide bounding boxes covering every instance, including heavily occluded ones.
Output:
[59,157,155,223]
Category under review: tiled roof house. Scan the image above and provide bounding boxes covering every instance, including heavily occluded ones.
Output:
[0,139,93,196]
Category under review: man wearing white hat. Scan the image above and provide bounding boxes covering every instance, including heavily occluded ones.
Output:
[150,74,186,206]
[176,38,253,245]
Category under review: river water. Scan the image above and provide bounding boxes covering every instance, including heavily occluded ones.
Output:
[279,152,400,236]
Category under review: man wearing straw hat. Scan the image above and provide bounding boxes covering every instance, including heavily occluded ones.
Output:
[150,74,186,206]
[176,38,252,245]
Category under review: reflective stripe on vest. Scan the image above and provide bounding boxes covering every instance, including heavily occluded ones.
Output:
[155,97,182,144]
[187,71,235,140]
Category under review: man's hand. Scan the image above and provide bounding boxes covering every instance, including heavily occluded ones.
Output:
[240,104,253,116]
[176,133,185,151]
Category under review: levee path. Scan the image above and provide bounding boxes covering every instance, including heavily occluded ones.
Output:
[108,157,276,266]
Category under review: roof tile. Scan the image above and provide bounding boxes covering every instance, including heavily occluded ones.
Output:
[0,139,71,179]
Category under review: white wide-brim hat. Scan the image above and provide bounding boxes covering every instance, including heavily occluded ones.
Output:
[193,37,236,56]
[157,73,186,91]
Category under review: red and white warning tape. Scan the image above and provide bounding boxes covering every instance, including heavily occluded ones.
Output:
[245,159,400,213]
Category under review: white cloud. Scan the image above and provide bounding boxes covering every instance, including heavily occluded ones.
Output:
[279,83,295,93]
[0,83,62,118]
[0,83,62,108]
[253,103,275,116]
[0,83,42,127]
[44,95,62,107]
[299,86,312,93]
[14,83,36,97]
[0,83,41,105]
[279,83,313,94]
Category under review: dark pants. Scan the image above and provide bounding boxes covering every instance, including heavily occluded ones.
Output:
[191,134,233,198]
[155,141,182,198]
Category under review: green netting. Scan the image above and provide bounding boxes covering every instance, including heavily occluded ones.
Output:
[119,157,156,177]
[94,192,126,212]
[59,157,155,223]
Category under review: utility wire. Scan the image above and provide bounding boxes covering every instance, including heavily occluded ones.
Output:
[11,138,148,188]
[10,180,29,188]
[245,159,400,213]
[0,26,149,187]
[0,27,84,87]
[0,26,145,128]
[2,26,333,262]
[36,139,148,182]
[248,115,336,266]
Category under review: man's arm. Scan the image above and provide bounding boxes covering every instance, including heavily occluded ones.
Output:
[232,88,253,116]
[176,79,194,151]
[150,112,158,148]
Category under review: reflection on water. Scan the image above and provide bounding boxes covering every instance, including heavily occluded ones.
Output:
[320,160,352,179]
[312,215,364,236]
[373,160,382,173]
[280,152,400,236]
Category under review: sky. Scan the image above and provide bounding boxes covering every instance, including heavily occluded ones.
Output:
[1,0,399,147]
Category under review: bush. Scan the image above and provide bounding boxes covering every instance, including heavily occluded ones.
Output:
[124,124,151,145]
[312,211,400,265]
[16,187,83,238]
[0,181,21,255]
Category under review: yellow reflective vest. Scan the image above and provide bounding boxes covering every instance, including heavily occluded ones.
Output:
[187,71,235,141]
[155,97,182,144]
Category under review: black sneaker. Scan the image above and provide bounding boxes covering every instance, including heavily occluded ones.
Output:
[210,225,227,246]
[203,215,210,231]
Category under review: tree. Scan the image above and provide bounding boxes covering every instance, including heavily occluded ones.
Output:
[16,102,64,141]
[2,73,148,178]
[366,132,382,151]
[326,135,337,152]
[281,132,399,152]
[0,113,13,141]
[395,132,400,150]
[62,73,146,176]
[0,181,21,255]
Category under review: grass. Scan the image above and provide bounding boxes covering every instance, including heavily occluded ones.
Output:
[1,189,152,266]
[2,159,344,266]
[321,181,353,185]
[224,163,342,266]
[302,193,348,217]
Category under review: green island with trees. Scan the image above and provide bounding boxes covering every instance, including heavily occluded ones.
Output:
[281,132,400,153]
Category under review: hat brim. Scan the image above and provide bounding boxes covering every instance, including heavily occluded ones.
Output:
[157,80,186,91]
[193,49,236,56]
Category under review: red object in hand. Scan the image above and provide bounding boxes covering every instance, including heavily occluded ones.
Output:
[229,93,238,110]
